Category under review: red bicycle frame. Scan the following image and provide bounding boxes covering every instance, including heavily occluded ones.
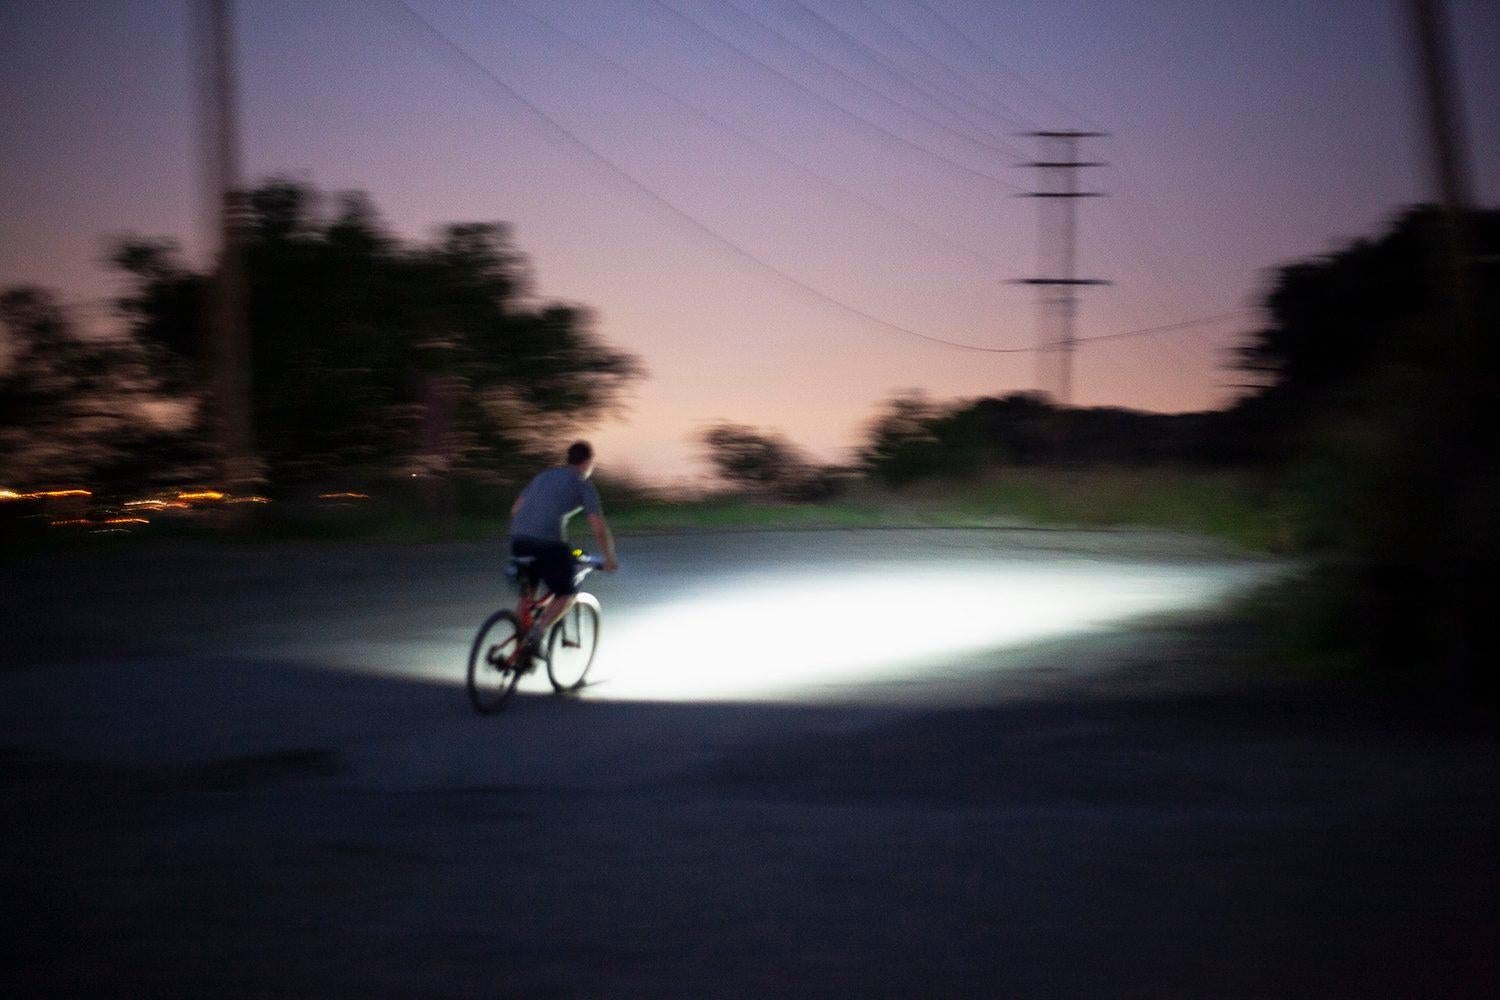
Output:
[514,579,557,635]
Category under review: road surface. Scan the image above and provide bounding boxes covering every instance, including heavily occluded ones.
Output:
[3,530,1498,998]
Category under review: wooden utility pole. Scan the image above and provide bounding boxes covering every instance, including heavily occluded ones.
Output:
[1406,0,1474,337]
[1400,0,1486,686]
[1016,131,1109,405]
[195,0,257,491]
[1408,0,1474,219]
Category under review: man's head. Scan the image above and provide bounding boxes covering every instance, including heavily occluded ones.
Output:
[566,440,595,478]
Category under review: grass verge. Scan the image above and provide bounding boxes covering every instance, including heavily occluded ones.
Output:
[4,467,1299,555]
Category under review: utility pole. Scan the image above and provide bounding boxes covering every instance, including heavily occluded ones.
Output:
[1405,0,1474,336]
[1015,131,1109,405]
[194,0,257,492]
[1399,0,1482,685]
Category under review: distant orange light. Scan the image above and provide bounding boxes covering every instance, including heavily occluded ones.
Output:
[226,495,272,504]
[318,492,370,500]
[10,488,92,500]
[103,517,150,525]
[48,519,92,527]
[177,490,226,501]
[128,499,190,509]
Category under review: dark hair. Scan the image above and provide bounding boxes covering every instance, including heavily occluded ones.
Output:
[566,441,594,465]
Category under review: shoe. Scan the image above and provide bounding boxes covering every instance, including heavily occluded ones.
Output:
[522,629,548,666]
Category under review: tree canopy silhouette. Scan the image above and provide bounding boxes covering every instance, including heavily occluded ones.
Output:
[699,422,844,501]
[112,179,643,489]
[1235,205,1500,684]
[1236,206,1498,416]
[0,288,198,491]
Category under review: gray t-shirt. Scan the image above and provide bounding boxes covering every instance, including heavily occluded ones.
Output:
[510,466,602,542]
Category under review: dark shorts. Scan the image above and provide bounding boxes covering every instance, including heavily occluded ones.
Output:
[511,536,579,596]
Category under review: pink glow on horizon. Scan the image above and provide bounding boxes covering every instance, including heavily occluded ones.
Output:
[2,1,1497,479]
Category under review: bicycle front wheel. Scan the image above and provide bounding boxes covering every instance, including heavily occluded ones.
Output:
[467,609,523,714]
[547,594,601,693]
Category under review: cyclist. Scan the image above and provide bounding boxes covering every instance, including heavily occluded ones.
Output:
[509,440,619,659]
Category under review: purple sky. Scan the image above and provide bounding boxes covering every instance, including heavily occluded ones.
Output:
[3,0,1497,480]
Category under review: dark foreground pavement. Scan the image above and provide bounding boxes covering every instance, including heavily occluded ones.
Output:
[3,531,1498,998]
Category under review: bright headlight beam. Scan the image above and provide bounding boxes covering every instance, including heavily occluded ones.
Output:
[575,562,1264,703]
[268,555,1274,706]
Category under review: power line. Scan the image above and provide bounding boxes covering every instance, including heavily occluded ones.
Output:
[854,0,1040,130]
[1072,309,1250,346]
[883,4,1221,309]
[495,0,1003,268]
[645,0,1024,192]
[720,0,1026,152]
[892,4,1224,327]
[387,0,1016,354]
[787,1,1034,136]
[386,2,1246,359]
[910,0,1106,132]
[884,2,1222,327]
[714,0,1021,158]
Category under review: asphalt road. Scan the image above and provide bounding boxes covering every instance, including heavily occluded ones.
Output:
[3,529,1499,998]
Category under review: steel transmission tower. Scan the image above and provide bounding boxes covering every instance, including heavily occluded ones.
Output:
[1015,131,1109,404]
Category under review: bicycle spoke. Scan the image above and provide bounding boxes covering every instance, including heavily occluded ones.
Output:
[546,596,599,693]
[486,637,517,668]
[468,610,524,714]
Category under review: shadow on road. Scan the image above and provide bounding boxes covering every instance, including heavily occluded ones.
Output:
[3,533,1495,996]
[5,651,1500,999]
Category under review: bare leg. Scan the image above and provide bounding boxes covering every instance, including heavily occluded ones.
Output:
[532,593,577,643]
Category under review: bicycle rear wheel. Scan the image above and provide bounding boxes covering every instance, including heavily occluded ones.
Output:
[546,594,600,693]
[467,609,523,713]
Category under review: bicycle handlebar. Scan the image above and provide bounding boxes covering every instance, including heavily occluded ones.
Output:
[507,552,615,582]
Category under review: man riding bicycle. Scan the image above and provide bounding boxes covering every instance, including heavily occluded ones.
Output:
[509,441,619,659]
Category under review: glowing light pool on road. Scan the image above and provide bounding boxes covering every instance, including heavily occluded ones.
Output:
[579,563,1257,702]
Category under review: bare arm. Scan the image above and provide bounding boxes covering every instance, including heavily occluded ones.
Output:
[587,513,619,571]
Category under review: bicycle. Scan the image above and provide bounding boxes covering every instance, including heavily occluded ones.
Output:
[466,549,605,714]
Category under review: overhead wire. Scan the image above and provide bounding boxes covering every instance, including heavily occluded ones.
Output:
[387,2,1247,359]
[888,6,1241,355]
[853,0,1040,130]
[644,0,1025,191]
[387,0,1022,354]
[900,2,1228,336]
[1070,309,1251,347]
[785,1,1035,136]
[494,0,1004,269]
[712,0,1024,157]
[910,0,1106,131]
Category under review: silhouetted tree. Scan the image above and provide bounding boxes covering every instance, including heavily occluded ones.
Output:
[699,423,842,501]
[1235,205,1500,687]
[862,389,1237,483]
[113,179,643,492]
[861,391,946,486]
[0,288,200,492]
[1235,207,1499,433]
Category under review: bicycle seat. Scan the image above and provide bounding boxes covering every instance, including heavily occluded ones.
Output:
[506,555,537,583]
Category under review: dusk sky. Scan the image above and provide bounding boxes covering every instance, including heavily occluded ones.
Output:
[3,0,1497,480]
